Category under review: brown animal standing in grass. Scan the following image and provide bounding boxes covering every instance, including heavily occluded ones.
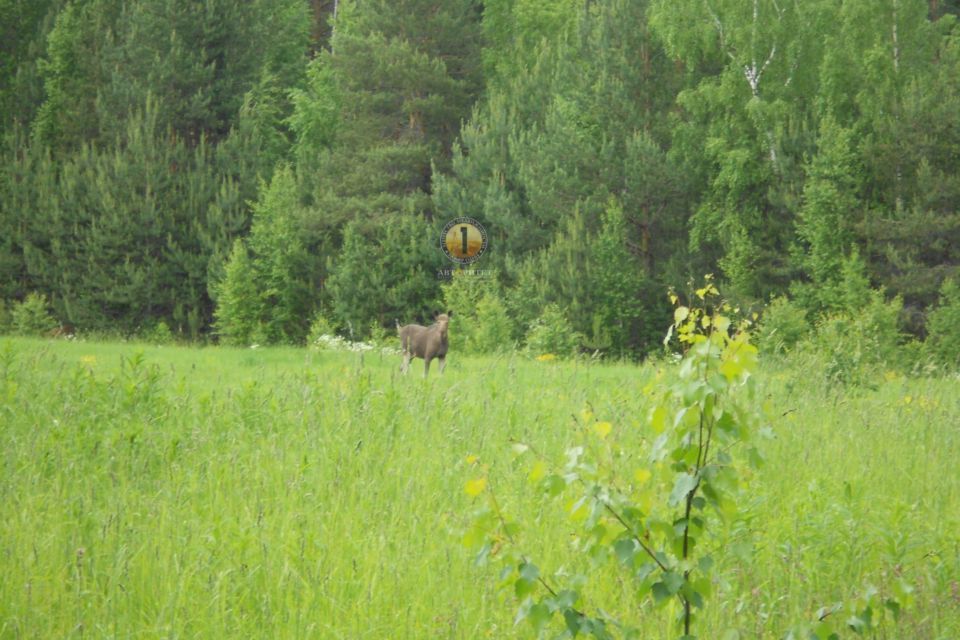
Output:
[47,323,76,339]
[396,311,453,377]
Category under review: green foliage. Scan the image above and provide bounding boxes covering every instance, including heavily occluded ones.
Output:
[757,296,810,355]
[787,250,908,385]
[0,300,11,334]
[468,281,767,637]
[0,327,954,637]
[245,165,314,343]
[287,56,340,163]
[326,222,381,338]
[214,239,260,347]
[142,320,174,345]
[436,2,685,358]
[5,0,960,359]
[794,115,861,305]
[306,311,337,347]
[308,0,482,224]
[472,292,514,354]
[480,0,580,86]
[924,278,960,368]
[12,292,56,336]
[327,215,443,339]
[804,291,904,386]
[441,270,489,351]
[836,248,874,313]
[785,580,916,640]
[441,271,516,354]
[0,0,56,136]
[524,304,580,359]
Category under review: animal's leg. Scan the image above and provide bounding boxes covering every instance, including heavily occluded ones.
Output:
[423,357,431,378]
[438,356,446,375]
[401,352,411,374]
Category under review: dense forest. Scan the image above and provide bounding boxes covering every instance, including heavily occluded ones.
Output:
[2,0,960,357]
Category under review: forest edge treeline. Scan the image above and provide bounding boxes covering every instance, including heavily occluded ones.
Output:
[2,0,960,363]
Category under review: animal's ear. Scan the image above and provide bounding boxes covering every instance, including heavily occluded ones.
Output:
[433,309,440,319]
[447,310,454,317]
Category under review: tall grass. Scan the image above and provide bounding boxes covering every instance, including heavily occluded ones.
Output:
[0,337,957,638]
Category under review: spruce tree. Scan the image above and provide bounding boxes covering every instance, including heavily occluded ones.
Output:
[213,239,260,346]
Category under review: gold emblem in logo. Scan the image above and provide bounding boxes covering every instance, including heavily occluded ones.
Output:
[441,217,488,264]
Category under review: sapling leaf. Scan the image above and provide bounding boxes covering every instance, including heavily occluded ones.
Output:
[556,589,579,609]
[514,579,534,599]
[845,615,866,634]
[542,474,566,496]
[682,582,704,609]
[884,598,901,621]
[669,472,698,507]
[563,608,587,635]
[527,602,551,633]
[614,538,638,567]
[714,314,731,335]
[650,405,668,433]
[697,555,714,573]
[519,561,539,582]
[651,581,672,603]
[636,562,657,582]
[663,570,685,594]
[692,576,713,599]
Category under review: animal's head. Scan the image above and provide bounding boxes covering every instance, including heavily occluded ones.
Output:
[434,310,453,336]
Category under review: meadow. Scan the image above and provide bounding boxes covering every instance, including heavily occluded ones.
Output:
[0,336,958,639]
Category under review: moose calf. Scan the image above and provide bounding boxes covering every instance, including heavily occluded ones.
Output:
[397,311,453,377]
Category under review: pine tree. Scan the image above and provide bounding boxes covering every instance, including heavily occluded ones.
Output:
[213,239,261,346]
[793,115,861,311]
[246,165,314,343]
[306,0,482,221]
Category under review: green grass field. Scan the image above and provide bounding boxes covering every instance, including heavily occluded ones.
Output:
[1,337,958,638]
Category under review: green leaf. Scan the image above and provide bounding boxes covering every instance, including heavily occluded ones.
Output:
[515,578,535,599]
[515,562,539,598]
[845,612,870,634]
[651,581,672,603]
[519,561,539,582]
[669,472,698,507]
[650,405,668,433]
[714,315,731,335]
[542,474,567,496]
[883,598,901,621]
[682,581,704,609]
[697,555,714,573]
[563,608,582,635]
[556,589,579,609]
[663,570,684,594]
[813,619,837,640]
[528,602,551,633]
[614,538,638,566]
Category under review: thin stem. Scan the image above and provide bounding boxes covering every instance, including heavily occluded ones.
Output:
[486,478,580,609]
[601,501,669,573]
